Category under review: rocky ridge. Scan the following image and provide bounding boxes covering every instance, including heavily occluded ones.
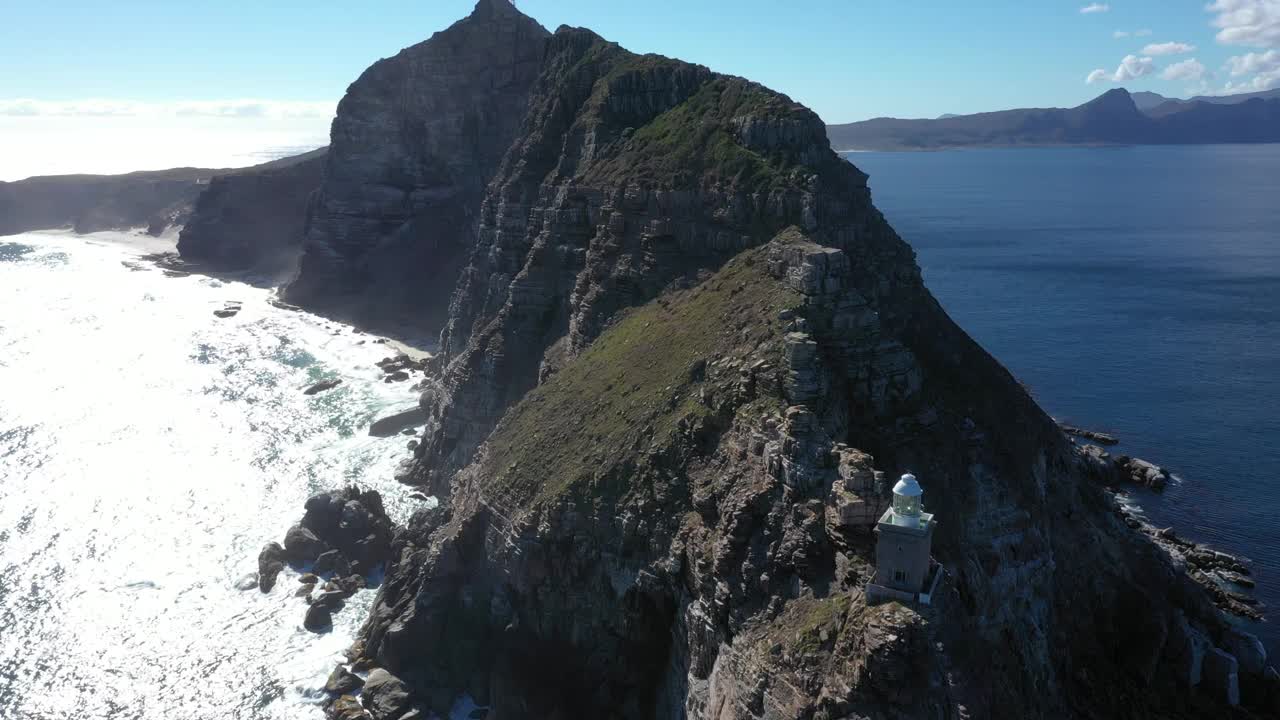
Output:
[323,10,1279,719]
[281,0,551,335]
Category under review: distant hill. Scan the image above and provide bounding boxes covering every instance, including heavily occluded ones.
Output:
[0,148,326,237]
[827,88,1280,150]
[1148,88,1280,117]
[1130,91,1171,112]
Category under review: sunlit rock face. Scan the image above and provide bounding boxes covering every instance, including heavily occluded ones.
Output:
[283,0,550,336]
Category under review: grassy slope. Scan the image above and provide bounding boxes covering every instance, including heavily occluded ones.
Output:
[584,76,806,192]
[478,242,802,509]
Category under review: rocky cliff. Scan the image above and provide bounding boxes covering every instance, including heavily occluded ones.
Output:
[0,167,212,237]
[281,0,550,336]
[0,149,328,242]
[327,14,1277,720]
[176,148,326,277]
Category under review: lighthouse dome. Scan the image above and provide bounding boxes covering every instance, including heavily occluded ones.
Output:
[893,473,923,497]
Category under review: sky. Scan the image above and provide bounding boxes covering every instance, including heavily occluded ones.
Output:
[1,0,1278,179]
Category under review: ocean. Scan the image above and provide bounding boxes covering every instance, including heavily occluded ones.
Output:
[0,232,429,719]
[849,144,1280,657]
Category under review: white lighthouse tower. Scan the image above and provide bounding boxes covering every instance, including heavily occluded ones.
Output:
[868,473,938,604]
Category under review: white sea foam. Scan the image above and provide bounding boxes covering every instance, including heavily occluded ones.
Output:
[0,233,424,719]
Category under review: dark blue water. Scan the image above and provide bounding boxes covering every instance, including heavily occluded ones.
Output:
[849,145,1280,655]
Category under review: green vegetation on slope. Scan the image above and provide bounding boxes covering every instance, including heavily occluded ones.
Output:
[585,77,810,192]
[479,244,802,508]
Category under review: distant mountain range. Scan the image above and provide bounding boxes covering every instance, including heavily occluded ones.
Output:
[827,88,1280,150]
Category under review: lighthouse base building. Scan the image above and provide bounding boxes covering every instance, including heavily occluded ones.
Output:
[867,474,943,605]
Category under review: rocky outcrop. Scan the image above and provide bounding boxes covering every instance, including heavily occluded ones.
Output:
[282,0,550,335]
[176,148,325,277]
[292,7,1265,720]
[261,487,396,635]
[257,541,286,592]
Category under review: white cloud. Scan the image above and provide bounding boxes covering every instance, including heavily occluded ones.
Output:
[1207,0,1280,48]
[0,98,336,120]
[1142,41,1196,55]
[1115,28,1153,38]
[1226,48,1280,74]
[1114,30,1130,38]
[1161,58,1209,81]
[1114,54,1157,81]
[1087,54,1158,83]
[1217,48,1280,92]
[1135,28,1153,37]
[1080,3,1111,13]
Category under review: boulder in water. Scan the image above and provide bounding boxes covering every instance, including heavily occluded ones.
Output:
[304,379,343,395]
[313,549,351,577]
[257,541,286,592]
[361,669,412,720]
[325,665,365,695]
[233,573,259,591]
[283,524,330,565]
[329,695,371,720]
[304,603,333,633]
[368,407,428,437]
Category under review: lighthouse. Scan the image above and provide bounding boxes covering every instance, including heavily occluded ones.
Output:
[868,474,938,604]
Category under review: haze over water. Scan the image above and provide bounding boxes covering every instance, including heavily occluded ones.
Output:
[851,144,1280,656]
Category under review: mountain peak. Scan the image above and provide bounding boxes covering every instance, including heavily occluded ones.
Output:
[472,0,520,17]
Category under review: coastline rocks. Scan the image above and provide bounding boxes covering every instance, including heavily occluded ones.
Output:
[1077,445,1173,491]
[328,696,372,720]
[1060,423,1119,445]
[257,541,287,592]
[313,549,352,578]
[262,486,396,629]
[305,379,344,396]
[213,301,242,319]
[361,669,412,720]
[284,524,330,565]
[325,665,365,695]
[1119,456,1172,490]
[298,487,395,576]
[368,407,428,437]
[233,573,259,591]
[304,603,333,633]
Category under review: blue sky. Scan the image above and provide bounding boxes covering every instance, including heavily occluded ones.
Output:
[1,1,1277,178]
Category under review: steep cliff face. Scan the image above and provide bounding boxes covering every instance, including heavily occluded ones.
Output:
[282,0,549,335]
[176,148,326,276]
[407,27,881,496]
[343,19,1271,720]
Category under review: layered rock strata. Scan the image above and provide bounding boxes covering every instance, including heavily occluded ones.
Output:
[282,0,550,335]
[175,148,326,276]
[336,14,1276,718]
